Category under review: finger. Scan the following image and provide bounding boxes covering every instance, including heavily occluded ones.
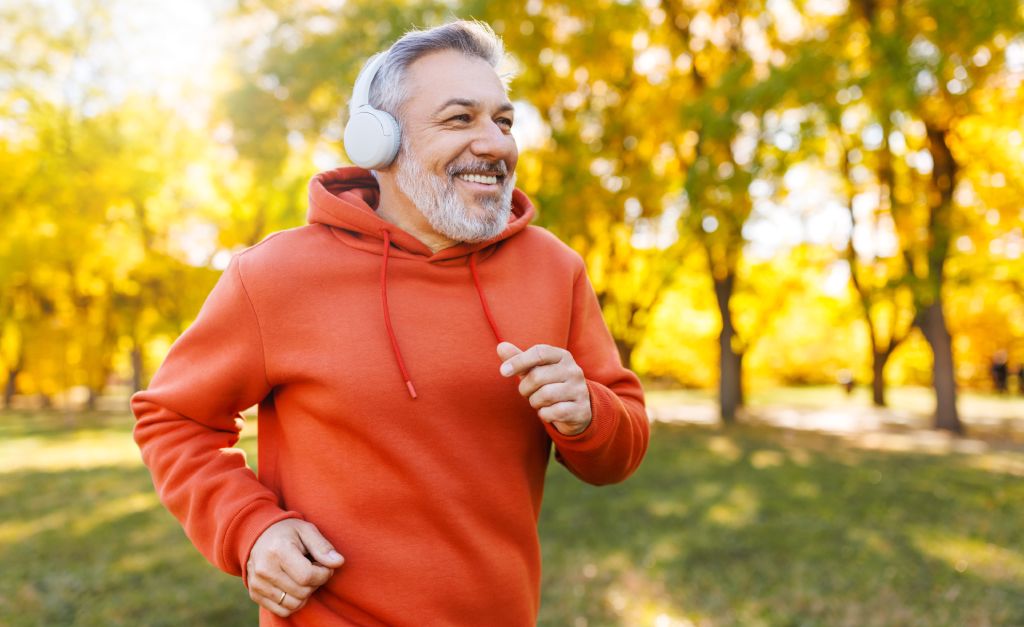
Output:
[495,341,522,362]
[537,400,581,424]
[277,589,307,612]
[500,344,563,378]
[518,364,569,398]
[249,581,296,618]
[249,564,314,605]
[527,381,576,410]
[279,548,332,589]
[295,522,346,568]
[258,590,301,618]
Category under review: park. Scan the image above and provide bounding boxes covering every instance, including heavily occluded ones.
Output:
[2,0,1024,625]
[1,388,1023,625]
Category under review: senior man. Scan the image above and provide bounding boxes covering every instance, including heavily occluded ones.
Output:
[132,20,649,626]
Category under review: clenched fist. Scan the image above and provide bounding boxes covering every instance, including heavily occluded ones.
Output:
[497,342,592,436]
[246,519,345,618]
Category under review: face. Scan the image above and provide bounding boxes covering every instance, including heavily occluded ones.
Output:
[391,49,519,243]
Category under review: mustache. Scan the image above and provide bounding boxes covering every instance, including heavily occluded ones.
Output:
[446,160,509,178]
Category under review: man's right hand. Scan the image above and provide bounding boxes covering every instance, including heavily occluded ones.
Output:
[246,519,345,618]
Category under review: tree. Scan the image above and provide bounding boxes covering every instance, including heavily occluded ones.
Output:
[838,0,1022,431]
[0,0,228,402]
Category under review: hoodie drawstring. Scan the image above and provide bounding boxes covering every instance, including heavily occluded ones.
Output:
[379,236,506,400]
[380,230,418,399]
[469,252,505,344]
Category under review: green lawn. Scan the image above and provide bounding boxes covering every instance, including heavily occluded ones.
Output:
[1,410,1022,626]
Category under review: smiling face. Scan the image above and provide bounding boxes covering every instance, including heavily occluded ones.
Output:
[386,49,519,244]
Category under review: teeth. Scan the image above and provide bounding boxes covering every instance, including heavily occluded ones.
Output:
[458,173,498,185]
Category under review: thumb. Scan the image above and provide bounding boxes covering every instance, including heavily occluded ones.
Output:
[296,523,345,568]
[496,341,522,361]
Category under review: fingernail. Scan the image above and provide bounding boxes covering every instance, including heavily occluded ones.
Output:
[500,363,512,376]
[329,550,343,562]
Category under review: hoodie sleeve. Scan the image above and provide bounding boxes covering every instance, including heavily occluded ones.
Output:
[546,266,650,485]
[131,255,301,583]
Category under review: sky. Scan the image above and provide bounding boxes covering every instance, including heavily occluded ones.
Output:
[14,0,225,123]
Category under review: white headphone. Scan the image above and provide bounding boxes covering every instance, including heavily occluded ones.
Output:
[343,51,401,170]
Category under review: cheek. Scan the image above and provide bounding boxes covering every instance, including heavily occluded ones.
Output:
[506,141,519,171]
[406,132,462,172]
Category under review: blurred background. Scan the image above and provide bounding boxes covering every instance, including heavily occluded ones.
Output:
[3,0,1024,428]
[2,0,1023,625]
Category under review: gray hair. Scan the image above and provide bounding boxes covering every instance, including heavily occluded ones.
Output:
[352,20,510,124]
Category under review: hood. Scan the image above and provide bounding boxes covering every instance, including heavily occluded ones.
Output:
[307,166,535,262]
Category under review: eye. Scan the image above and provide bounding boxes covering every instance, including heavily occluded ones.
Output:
[496,117,514,130]
[447,113,471,124]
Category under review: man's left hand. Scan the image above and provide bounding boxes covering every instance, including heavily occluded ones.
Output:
[497,342,592,436]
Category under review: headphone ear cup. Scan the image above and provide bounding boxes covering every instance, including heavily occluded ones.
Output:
[344,107,401,170]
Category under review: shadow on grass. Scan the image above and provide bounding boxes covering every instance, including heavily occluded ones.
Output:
[0,411,260,627]
[1,463,256,622]
[537,422,1024,626]
[0,463,257,627]
[2,416,1022,626]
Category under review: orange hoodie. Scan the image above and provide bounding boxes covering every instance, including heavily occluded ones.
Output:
[132,167,649,626]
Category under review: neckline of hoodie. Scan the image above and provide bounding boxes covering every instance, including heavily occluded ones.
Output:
[323,224,503,264]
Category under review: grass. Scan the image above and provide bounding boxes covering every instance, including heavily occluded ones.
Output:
[1,407,1023,626]
[0,412,258,626]
[538,423,1024,626]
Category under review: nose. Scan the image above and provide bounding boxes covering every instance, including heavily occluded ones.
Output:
[469,119,517,164]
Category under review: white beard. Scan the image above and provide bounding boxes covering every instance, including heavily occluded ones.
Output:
[395,145,515,243]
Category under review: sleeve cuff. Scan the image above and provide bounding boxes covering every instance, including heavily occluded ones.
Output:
[223,499,304,587]
[547,380,623,453]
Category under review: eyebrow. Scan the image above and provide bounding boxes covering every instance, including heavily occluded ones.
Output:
[433,98,515,116]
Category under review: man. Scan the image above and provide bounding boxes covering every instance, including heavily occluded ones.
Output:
[132,20,649,626]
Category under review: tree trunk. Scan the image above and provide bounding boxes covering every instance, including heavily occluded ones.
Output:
[713,272,743,424]
[919,125,961,434]
[919,300,962,434]
[131,345,144,393]
[840,130,904,411]
[871,351,888,407]
[614,338,635,371]
[3,367,19,409]
[3,335,27,410]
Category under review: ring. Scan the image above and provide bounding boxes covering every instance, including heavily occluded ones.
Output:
[278,591,287,605]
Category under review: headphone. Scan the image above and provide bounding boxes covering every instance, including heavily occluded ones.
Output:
[343,51,401,170]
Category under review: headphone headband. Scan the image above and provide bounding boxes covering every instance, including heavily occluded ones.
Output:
[344,49,401,170]
[350,51,389,110]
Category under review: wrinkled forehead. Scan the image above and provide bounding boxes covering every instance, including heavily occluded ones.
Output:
[402,50,509,116]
